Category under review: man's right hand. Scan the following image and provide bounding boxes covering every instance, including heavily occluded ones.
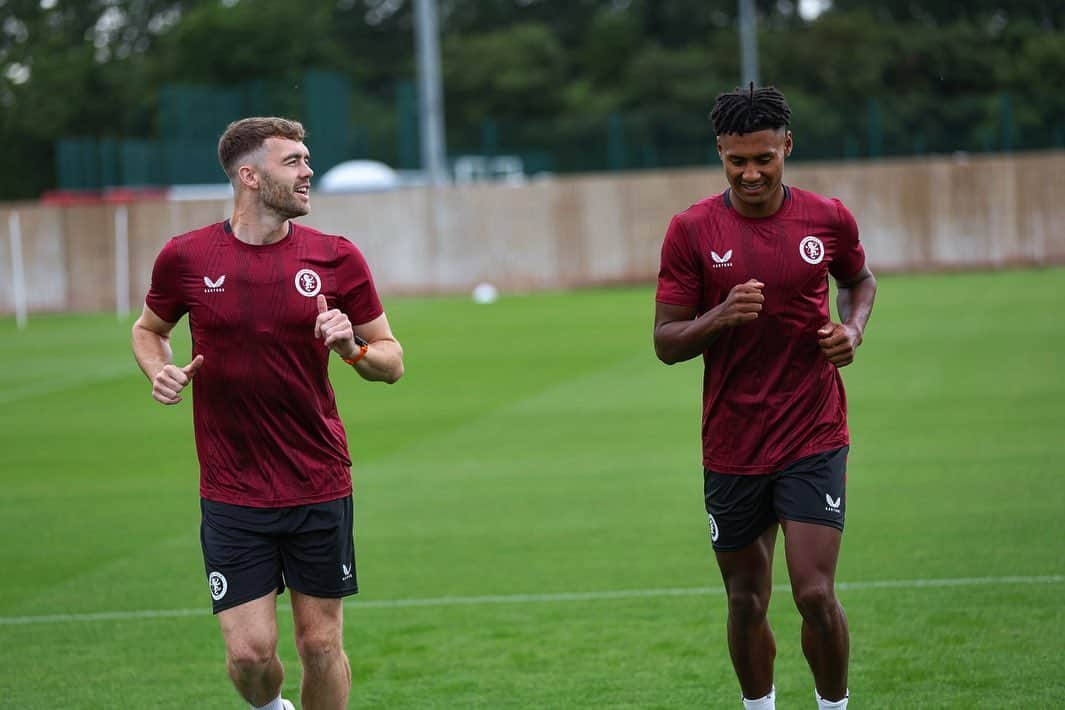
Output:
[654,280,765,365]
[152,354,204,405]
[717,279,765,327]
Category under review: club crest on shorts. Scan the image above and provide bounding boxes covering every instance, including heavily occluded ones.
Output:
[208,571,228,601]
[708,513,720,543]
[799,236,825,265]
[294,268,322,297]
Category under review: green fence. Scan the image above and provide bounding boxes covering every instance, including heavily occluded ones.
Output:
[442,93,1065,176]
[57,83,1065,190]
[56,71,350,191]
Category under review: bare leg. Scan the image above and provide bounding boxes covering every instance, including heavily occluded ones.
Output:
[782,520,849,701]
[714,524,779,699]
[217,593,284,706]
[291,591,351,710]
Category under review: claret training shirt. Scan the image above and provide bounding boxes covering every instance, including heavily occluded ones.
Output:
[656,186,867,475]
[146,220,383,507]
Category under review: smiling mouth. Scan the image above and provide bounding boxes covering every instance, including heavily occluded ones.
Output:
[295,185,310,199]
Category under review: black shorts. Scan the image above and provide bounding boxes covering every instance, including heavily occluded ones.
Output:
[200,496,358,614]
[703,446,848,551]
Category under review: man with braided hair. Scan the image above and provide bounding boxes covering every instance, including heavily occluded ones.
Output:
[653,85,877,710]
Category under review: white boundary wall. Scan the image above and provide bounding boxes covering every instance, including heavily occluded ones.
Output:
[1,152,1063,314]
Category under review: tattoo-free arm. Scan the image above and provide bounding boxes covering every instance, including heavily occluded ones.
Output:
[654,302,723,365]
[131,304,203,404]
[131,304,176,382]
[836,265,877,344]
[818,265,877,368]
[653,279,766,365]
[315,296,404,384]
[349,313,404,384]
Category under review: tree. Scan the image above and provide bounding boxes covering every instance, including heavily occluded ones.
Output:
[442,22,567,124]
[829,0,1064,29]
[0,0,195,197]
[3,0,1065,199]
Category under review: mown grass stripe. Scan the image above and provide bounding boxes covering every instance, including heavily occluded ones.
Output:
[2,574,1060,626]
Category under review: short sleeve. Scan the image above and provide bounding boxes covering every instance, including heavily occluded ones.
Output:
[336,239,384,325]
[829,200,867,282]
[145,238,188,323]
[655,215,702,307]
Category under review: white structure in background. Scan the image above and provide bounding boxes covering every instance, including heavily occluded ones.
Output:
[414,0,448,185]
[471,283,499,304]
[8,212,27,328]
[114,206,130,320]
[317,160,403,194]
[167,183,235,201]
[166,161,412,200]
[453,155,526,185]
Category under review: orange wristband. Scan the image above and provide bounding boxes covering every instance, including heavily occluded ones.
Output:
[342,343,369,366]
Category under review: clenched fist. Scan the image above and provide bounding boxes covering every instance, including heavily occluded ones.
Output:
[719,279,765,328]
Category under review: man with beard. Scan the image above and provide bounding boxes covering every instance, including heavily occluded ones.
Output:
[132,116,404,710]
[653,86,876,710]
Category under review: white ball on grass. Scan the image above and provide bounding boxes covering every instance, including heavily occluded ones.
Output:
[471,283,499,304]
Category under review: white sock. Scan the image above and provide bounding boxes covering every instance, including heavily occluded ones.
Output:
[742,685,775,709]
[815,687,849,709]
[251,696,283,710]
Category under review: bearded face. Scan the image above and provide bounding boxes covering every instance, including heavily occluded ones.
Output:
[259,168,309,219]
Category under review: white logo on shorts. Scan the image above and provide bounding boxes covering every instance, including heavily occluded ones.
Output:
[800,236,825,264]
[708,513,720,543]
[208,571,228,601]
[341,563,353,581]
[294,268,322,297]
[825,493,842,512]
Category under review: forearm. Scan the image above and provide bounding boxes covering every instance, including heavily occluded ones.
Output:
[837,273,877,339]
[654,306,727,365]
[131,323,173,380]
[347,339,404,383]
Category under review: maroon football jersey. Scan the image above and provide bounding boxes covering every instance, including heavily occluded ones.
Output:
[656,187,867,475]
[146,221,384,506]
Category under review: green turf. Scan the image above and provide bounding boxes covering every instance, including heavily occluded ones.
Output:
[1,269,1063,708]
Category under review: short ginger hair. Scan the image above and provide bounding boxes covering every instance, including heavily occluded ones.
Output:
[217,117,306,179]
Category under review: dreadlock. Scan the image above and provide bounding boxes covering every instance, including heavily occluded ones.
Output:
[710,83,791,136]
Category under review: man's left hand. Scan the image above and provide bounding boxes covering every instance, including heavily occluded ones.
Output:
[817,321,862,368]
[315,295,358,359]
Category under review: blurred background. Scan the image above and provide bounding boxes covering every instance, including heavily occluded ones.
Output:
[3,0,1064,197]
[2,0,1064,317]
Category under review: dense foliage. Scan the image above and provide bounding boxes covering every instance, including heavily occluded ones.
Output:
[2,0,1063,197]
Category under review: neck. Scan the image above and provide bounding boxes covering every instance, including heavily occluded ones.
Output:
[732,184,786,219]
[229,204,289,245]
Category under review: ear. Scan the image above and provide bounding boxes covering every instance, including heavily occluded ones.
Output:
[237,164,259,189]
[783,130,794,158]
[715,137,724,160]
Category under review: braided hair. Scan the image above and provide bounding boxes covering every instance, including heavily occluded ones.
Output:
[710,83,791,136]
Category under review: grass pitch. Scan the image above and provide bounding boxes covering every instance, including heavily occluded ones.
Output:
[1,269,1063,708]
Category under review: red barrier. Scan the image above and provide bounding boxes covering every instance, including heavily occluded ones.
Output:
[39,187,168,205]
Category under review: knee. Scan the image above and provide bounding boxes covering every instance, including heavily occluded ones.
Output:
[295,631,344,670]
[226,636,277,674]
[792,584,838,625]
[727,589,770,626]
